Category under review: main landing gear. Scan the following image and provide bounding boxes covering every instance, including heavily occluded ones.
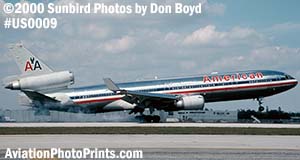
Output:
[135,114,161,123]
[134,107,161,123]
[257,98,264,112]
[143,115,161,123]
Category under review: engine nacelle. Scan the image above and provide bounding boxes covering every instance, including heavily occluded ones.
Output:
[5,71,74,91]
[176,95,205,110]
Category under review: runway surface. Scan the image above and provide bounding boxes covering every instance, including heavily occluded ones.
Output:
[0,134,300,160]
[1,122,300,128]
[1,134,300,149]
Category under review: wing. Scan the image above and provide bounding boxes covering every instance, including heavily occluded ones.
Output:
[104,78,177,100]
[22,90,59,104]
[103,78,178,113]
[126,90,177,100]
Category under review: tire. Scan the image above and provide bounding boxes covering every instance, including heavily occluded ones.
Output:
[258,106,264,112]
[153,116,160,123]
[144,115,153,123]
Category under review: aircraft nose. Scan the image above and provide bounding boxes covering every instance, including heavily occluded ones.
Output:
[291,79,298,88]
[286,74,298,87]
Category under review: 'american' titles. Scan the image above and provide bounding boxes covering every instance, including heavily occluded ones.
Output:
[203,72,264,83]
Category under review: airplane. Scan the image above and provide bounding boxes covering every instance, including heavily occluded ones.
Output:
[3,43,298,122]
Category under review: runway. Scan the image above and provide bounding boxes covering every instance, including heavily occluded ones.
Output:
[1,122,300,128]
[1,123,300,159]
[0,134,300,160]
[1,134,300,149]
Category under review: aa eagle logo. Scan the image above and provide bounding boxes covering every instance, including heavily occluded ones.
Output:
[24,57,42,72]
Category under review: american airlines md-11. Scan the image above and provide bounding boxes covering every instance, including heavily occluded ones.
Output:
[3,44,298,122]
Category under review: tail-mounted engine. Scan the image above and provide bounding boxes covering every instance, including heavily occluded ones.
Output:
[5,71,74,91]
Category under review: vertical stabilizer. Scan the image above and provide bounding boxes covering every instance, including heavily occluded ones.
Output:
[8,43,53,76]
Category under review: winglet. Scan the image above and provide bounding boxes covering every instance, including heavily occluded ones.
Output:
[103,78,120,92]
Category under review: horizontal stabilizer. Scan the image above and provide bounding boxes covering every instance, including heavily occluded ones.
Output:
[22,90,59,103]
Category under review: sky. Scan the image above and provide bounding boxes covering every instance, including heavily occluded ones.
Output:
[0,0,299,112]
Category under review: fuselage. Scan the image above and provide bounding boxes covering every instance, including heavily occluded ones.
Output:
[8,45,297,115]
[47,70,297,113]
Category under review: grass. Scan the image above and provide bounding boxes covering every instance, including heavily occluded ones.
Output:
[0,127,300,135]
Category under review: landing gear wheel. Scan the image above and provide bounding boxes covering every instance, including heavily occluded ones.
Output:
[258,106,264,112]
[143,115,161,123]
[144,115,153,123]
[257,98,265,112]
[153,115,160,123]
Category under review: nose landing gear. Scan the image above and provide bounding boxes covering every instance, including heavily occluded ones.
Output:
[257,98,264,112]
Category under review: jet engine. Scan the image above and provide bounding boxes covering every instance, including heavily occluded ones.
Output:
[176,95,205,110]
[5,71,74,91]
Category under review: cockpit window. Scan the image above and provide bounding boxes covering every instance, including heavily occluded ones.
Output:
[285,75,294,79]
